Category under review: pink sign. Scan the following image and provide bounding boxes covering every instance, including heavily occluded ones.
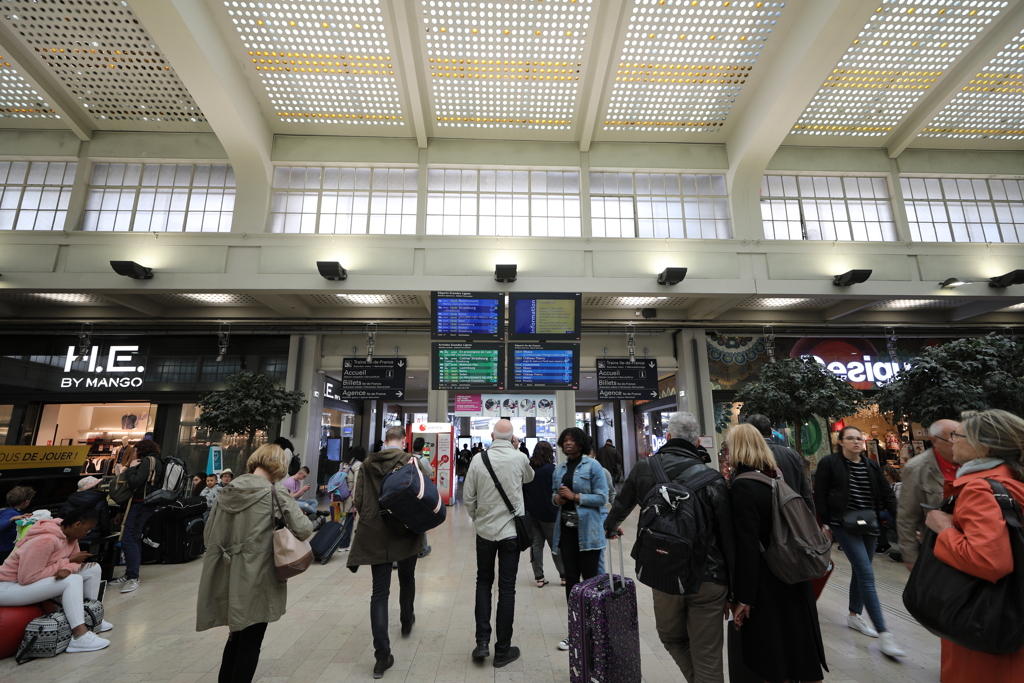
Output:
[455,394,482,413]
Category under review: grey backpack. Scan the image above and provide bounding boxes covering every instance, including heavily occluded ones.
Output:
[734,471,832,584]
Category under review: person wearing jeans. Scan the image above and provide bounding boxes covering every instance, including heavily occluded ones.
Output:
[347,426,433,679]
[815,425,905,659]
[523,441,564,586]
[463,419,534,667]
[112,438,164,594]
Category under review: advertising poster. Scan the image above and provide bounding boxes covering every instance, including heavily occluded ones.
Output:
[453,394,555,418]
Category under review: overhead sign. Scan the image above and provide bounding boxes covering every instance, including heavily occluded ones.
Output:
[340,357,407,400]
[597,358,660,400]
[508,343,580,390]
[58,344,148,390]
[433,342,505,391]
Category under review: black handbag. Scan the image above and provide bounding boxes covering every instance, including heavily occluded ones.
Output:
[903,479,1024,654]
[481,451,533,553]
[841,509,879,536]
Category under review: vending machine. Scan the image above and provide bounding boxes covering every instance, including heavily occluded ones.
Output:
[406,422,456,505]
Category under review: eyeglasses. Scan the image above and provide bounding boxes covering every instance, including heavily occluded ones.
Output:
[950,431,967,440]
[931,435,951,443]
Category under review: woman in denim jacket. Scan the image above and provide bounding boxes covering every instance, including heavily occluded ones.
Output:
[551,427,609,651]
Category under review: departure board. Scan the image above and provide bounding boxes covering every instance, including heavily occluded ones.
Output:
[432,342,505,391]
[508,292,582,341]
[508,343,580,390]
[431,291,504,341]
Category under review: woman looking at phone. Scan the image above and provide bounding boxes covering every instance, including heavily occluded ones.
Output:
[0,505,113,653]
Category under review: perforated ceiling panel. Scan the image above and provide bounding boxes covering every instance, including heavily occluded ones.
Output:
[920,28,1024,140]
[0,53,58,119]
[150,293,260,306]
[224,1,404,126]
[420,0,592,130]
[792,0,1006,137]
[310,293,422,306]
[733,297,835,309]
[604,0,785,133]
[0,292,112,305]
[585,296,689,307]
[0,0,206,127]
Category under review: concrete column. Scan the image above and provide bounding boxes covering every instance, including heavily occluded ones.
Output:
[674,329,718,469]
[619,400,637,476]
[285,334,321,494]
[554,389,577,462]
[427,389,448,422]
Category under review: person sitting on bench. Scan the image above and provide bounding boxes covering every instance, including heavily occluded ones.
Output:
[282,466,318,517]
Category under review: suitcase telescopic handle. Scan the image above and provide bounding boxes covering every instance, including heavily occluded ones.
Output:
[608,536,626,595]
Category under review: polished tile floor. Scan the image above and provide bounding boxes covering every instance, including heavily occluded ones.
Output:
[0,493,941,683]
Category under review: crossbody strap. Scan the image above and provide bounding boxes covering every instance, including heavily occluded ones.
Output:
[986,479,1024,531]
[481,451,516,518]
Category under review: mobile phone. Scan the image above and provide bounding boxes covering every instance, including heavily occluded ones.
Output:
[920,503,941,510]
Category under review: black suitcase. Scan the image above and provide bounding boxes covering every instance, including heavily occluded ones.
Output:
[310,520,347,564]
[157,499,207,564]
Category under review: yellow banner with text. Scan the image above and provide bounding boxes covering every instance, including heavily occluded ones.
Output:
[0,446,91,470]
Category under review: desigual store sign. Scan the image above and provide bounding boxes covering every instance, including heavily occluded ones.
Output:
[58,343,148,390]
[708,336,933,392]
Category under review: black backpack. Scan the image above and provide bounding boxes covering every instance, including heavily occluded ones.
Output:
[631,453,722,595]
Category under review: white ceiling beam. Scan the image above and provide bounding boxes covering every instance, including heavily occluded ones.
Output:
[824,298,881,321]
[0,29,94,141]
[949,298,1018,322]
[685,296,752,321]
[384,0,429,148]
[252,293,313,318]
[577,0,632,153]
[130,0,273,234]
[725,1,879,240]
[885,0,1024,159]
[101,294,166,318]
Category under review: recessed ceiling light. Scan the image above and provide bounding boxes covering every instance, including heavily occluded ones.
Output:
[758,298,810,308]
[180,293,238,304]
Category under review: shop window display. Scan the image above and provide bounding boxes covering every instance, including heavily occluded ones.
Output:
[0,404,11,444]
[176,403,267,479]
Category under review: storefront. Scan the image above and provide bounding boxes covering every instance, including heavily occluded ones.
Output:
[0,334,291,479]
[706,333,940,472]
[631,374,682,460]
[319,375,362,487]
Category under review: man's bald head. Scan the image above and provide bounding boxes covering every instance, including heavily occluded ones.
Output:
[929,419,959,461]
[492,419,515,442]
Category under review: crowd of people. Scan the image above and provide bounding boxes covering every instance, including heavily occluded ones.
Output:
[3,406,1024,683]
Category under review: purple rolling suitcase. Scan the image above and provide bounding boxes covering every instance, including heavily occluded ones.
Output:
[568,539,642,683]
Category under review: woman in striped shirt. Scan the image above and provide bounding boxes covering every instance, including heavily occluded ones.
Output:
[814,426,903,659]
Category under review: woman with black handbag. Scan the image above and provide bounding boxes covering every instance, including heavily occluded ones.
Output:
[814,426,904,658]
[918,409,1024,682]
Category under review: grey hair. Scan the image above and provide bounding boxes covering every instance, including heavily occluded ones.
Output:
[666,412,700,445]
[492,424,515,441]
[928,421,946,438]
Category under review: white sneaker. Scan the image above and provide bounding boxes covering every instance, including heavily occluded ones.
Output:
[66,631,110,653]
[557,637,570,651]
[97,620,113,633]
[120,578,140,594]
[879,632,906,658]
[847,614,879,638]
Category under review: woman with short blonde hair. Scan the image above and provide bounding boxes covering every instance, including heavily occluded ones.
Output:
[729,422,826,683]
[246,444,289,482]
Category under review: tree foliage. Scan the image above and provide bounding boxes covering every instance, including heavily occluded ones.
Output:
[196,371,307,456]
[735,356,863,457]
[875,334,1024,426]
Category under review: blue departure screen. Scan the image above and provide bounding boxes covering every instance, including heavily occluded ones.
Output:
[510,344,579,389]
[432,291,504,340]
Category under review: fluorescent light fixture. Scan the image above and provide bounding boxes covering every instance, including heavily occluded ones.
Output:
[940,277,972,288]
[657,267,687,286]
[494,264,517,283]
[833,269,872,287]
[317,261,348,281]
[110,260,153,280]
[989,270,1024,288]
[759,298,810,308]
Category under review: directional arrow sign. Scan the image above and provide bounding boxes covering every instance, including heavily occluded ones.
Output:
[340,357,407,400]
[596,358,660,400]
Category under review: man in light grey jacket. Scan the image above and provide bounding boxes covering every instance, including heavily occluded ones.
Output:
[464,419,534,668]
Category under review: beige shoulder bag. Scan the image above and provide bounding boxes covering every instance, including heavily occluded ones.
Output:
[271,486,313,580]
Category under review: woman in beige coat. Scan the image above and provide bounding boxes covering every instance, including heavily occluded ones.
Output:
[197,444,312,683]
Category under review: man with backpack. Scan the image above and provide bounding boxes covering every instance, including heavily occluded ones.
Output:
[605,412,735,683]
[743,414,814,512]
[110,439,166,594]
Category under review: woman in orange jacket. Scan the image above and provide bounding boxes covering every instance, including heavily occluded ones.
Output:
[924,409,1024,682]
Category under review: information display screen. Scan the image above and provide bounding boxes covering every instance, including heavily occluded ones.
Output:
[508,343,580,390]
[431,291,504,341]
[432,342,505,391]
[508,292,582,341]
